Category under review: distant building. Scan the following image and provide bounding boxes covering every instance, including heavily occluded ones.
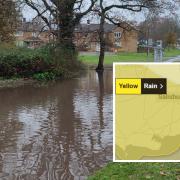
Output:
[15,18,138,52]
[15,18,52,48]
[74,23,138,52]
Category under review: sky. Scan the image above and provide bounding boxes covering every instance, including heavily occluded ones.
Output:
[22,1,179,23]
[22,6,146,23]
[22,7,37,21]
[22,0,148,23]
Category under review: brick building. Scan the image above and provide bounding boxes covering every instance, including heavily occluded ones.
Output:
[15,18,52,48]
[74,23,138,52]
[15,19,138,52]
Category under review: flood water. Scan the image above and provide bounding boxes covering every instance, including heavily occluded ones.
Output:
[0,70,113,180]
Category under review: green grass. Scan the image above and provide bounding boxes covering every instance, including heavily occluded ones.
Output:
[88,162,180,180]
[164,48,180,57]
[80,52,153,65]
[79,49,180,65]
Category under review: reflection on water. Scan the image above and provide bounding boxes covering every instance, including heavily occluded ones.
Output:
[0,70,113,180]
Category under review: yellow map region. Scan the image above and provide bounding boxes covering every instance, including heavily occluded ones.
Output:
[115,64,180,160]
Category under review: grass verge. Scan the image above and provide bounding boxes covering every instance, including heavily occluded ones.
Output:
[164,48,180,57]
[88,162,180,180]
[80,49,180,66]
[80,52,153,65]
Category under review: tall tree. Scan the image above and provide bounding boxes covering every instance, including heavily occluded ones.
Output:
[21,0,97,63]
[93,0,179,71]
[0,0,18,42]
[165,32,177,48]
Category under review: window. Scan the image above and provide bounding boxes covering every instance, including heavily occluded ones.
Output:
[15,31,23,36]
[32,32,39,37]
[114,32,122,39]
[115,41,122,47]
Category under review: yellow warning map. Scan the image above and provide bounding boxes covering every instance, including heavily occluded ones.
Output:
[115,63,180,161]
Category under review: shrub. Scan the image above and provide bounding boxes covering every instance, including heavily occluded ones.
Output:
[0,43,85,80]
[32,72,56,81]
[0,45,53,78]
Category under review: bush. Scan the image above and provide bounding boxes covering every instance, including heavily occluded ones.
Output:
[32,72,56,81]
[0,43,85,80]
[0,45,54,78]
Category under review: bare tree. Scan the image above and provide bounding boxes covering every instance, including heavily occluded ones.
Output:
[93,0,179,71]
[19,0,97,63]
[139,15,180,48]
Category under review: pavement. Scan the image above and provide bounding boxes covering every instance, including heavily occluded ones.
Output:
[166,55,180,62]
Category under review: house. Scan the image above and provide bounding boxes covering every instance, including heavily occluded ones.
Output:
[15,18,138,52]
[74,23,138,53]
[15,18,52,48]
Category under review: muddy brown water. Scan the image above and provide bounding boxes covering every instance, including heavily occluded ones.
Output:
[0,70,113,180]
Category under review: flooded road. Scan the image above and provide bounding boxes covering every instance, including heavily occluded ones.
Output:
[0,70,113,180]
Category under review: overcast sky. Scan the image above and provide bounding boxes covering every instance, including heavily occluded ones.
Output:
[22,7,146,23]
[22,7,37,21]
[22,1,179,23]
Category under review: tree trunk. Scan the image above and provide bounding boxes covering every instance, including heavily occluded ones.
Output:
[59,25,76,57]
[57,2,77,52]
[54,3,78,70]
[96,14,106,72]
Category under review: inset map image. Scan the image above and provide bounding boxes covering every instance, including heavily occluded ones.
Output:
[114,63,180,161]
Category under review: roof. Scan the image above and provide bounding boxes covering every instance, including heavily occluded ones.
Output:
[17,20,136,33]
[24,36,43,42]
[17,21,44,32]
[75,23,116,33]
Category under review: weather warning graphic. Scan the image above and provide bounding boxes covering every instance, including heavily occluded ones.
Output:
[114,63,180,161]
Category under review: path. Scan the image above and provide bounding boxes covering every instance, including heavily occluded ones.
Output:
[166,55,180,62]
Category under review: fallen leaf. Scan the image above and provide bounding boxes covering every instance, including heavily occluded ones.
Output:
[160,171,168,176]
